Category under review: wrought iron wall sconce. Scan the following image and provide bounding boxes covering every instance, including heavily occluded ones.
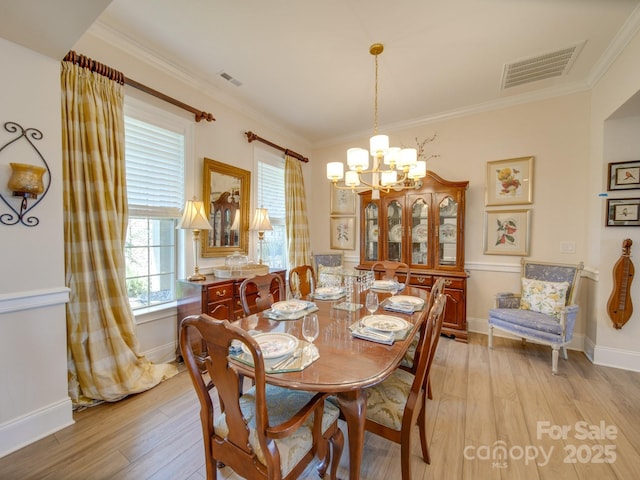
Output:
[0,122,51,227]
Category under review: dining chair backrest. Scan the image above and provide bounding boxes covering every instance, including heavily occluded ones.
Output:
[371,260,412,288]
[239,273,284,316]
[180,314,343,480]
[413,293,446,394]
[289,265,316,298]
[363,293,447,480]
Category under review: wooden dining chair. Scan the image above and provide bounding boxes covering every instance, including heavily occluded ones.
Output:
[180,314,344,480]
[363,293,446,480]
[239,273,284,316]
[399,276,446,400]
[289,265,316,298]
[371,260,412,288]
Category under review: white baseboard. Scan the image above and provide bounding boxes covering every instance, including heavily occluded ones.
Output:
[592,344,640,372]
[0,397,74,458]
[141,341,178,364]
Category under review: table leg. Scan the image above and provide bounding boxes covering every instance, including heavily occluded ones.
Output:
[336,390,366,480]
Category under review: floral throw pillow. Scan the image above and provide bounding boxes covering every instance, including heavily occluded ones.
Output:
[520,278,570,320]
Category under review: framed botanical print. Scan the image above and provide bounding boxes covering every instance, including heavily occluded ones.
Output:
[608,161,640,191]
[485,156,534,206]
[329,216,356,250]
[483,209,531,256]
[330,185,356,215]
[607,198,640,226]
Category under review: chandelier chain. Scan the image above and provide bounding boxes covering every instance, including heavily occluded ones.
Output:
[374,53,379,135]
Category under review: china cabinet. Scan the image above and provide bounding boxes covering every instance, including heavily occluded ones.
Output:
[358,171,470,341]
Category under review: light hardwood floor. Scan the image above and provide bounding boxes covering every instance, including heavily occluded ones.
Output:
[1,333,639,480]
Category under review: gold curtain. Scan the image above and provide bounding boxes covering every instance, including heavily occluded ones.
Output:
[284,154,311,268]
[61,61,177,406]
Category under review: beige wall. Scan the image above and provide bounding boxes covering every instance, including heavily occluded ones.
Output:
[309,93,592,340]
[590,26,640,370]
[2,20,640,458]
[0,37,72,457]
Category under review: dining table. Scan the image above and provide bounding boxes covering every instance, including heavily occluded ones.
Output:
[230,284,430,480]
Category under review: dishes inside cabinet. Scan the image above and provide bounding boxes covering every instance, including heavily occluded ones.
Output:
[412,224,429,243]
[439,223,456,243]
[389,224,403,242]
[369,225,379,242]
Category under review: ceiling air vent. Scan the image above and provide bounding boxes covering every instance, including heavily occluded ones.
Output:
[219,71,242,87]
[501,41,585,89]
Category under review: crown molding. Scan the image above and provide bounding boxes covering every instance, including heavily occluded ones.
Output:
[87,21,310,146]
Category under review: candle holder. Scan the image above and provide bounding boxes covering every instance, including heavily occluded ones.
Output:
[0,122,51,227]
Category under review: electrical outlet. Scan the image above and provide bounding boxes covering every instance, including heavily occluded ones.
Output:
[560,241,576,254]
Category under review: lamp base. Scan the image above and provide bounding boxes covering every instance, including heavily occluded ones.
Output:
[187,272,207,282]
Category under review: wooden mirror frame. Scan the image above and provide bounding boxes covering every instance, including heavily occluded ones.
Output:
[201,158,251,257]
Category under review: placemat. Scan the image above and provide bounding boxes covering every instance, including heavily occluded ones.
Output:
[349,319,412,342]
[262,305,319,321]
[229,341,318,373]
[333,301,363,312]
[381,297,426,314]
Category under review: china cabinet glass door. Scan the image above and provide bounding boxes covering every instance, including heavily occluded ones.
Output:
[410,197,429,267]
[386,199,403,261]
[363,202,379,262]
[438,195,458,266]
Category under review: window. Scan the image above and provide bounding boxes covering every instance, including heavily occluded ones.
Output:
[256,152,287,270]
[124,101,189,311]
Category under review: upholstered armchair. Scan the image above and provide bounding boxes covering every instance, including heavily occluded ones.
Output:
[488,259,584,374]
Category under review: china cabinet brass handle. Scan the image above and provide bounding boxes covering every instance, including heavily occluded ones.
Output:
[216,290,227,297]
[415,276,427,284]
[444,279,452,286]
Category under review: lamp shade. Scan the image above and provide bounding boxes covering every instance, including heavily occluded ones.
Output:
[177,199,212,230]
[250,207,273,232]
[230,211,240,230]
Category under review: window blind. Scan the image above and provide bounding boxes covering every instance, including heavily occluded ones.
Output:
[258,160,285,225]
[125,116,185,218]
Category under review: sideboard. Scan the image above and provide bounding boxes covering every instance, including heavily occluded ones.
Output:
[176,269,286,360]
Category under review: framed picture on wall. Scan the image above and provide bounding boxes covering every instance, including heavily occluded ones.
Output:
[483,209,531,255]
[330,185,356,215]
[329,216,356,250]
[608,161,640,191]
[606,198,640,226]
[485,156,534,206]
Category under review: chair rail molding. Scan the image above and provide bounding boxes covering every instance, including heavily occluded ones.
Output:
[0,287,70,314]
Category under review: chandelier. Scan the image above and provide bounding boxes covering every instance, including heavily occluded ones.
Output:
[326,43,426,200]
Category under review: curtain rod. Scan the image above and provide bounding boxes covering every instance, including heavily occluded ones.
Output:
[62,51,215,123]
[245,131,308,163]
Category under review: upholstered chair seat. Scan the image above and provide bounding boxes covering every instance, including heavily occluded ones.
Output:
[488,259,584,375]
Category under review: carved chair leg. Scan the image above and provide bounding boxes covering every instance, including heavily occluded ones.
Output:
[329,426,344,480]
[561,345,569,360]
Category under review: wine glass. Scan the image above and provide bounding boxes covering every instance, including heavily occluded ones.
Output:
[365,291,379,315]
[302,313,319,358]
[389,279,399,297]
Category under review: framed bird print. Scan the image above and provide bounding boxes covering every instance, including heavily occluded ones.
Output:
[608,161,640,191]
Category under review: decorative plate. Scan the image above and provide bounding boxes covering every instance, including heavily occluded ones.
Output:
[439,223,456,242]
[272,300,310,313]
[241,333,299,359]
[389,224,403,242]
[412,224,429,243]
[361,315,410,332]
[387,295,424,306]
[369,225,379,242]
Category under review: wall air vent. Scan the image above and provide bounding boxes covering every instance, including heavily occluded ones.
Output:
[219,71,242,87]
[501,41,585,89]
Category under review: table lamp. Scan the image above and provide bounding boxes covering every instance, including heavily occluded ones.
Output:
[249,207,272,264]
[178,198,212,281]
